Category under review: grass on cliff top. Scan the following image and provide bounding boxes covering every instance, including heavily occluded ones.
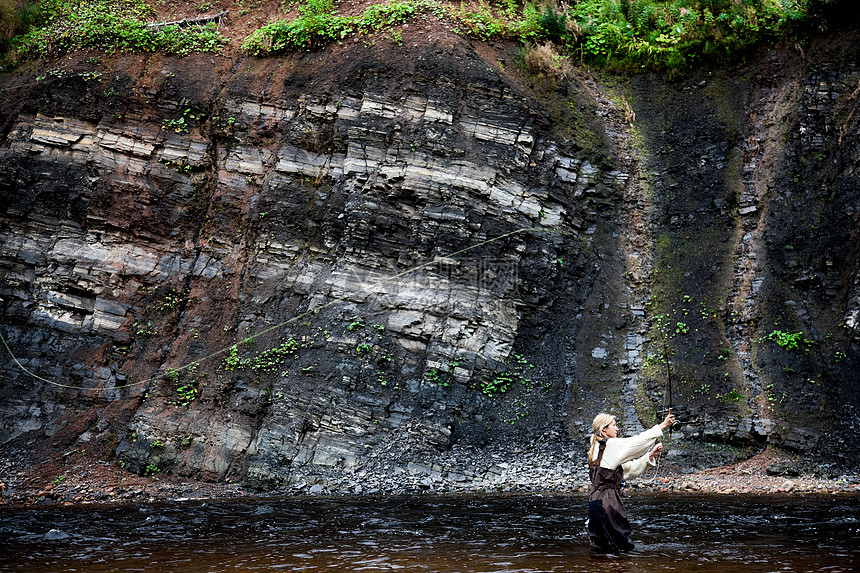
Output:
[0,0,846,72]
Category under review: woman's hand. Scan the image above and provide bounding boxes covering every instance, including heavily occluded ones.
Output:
[659,412,676,431]
[649,443,664,461]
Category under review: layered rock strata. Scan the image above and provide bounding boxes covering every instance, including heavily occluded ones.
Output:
[1,29,859,490]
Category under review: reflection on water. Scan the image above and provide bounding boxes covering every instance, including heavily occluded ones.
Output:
[1,493,857,572]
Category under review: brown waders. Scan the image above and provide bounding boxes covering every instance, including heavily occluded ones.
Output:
[587,440,635,552]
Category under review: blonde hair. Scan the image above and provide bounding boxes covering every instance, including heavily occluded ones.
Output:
[588,413,616,464]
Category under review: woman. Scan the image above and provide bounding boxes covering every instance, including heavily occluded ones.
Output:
[587,411,675,553]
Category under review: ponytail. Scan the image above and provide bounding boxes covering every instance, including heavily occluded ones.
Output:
[588,413,616,464]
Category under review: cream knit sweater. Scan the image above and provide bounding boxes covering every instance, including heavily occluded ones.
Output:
[590,424,663,480]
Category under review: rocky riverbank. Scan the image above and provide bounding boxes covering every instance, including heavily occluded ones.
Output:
[3,433,858,508]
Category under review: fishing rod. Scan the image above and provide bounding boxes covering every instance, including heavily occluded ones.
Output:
[664,334,682,434]
[652,322,682,480]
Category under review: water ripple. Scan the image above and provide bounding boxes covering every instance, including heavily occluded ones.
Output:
[0,493,858,572]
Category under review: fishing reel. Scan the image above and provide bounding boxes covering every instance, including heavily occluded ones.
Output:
[666,407,683,432]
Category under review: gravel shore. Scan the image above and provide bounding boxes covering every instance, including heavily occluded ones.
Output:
[2,439,858,507]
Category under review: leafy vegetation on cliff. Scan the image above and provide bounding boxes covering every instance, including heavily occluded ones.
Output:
[1,0,225,62]
[240,0,572,54]
[242,0,842,72]
[242,0,424,54]
[1,0,844,71]
[569,0,836,71]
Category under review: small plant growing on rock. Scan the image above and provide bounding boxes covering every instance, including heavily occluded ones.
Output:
[172,383,198,406]
[760,330,807,351]
[223,345,247,371]
[426,368,446,386]
[375,371,388,386]
[718,388,744,402]
[693,383,711,395]
[155,289,183,312]
[162,159,192,173]
[478,354,540,398]
[377,352,392,366]
[251,339,300,373]
[134,321,158,336]
[481,371,513,396]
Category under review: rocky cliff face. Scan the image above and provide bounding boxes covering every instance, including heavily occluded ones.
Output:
[1,24,859,491]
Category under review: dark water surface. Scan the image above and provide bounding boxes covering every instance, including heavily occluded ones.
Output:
[1,493,857,572]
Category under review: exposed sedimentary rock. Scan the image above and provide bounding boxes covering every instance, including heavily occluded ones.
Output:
[1,31,859,489]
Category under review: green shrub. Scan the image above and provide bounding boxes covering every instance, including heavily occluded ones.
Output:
[569,0,827,73]
[238,0,840,73]
[8,0,226,61]
[512,2,543,42]
[2,0,844,71]
[243,0,421,55]
[358,0,417,30]
[1,0,47,56]
[455,2,509,40]
[538,6,571,43]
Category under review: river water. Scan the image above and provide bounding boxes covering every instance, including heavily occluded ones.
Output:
[1,493,857,572]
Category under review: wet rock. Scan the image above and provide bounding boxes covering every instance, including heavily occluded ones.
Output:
[44,529,70,540]
[766,461,802,477]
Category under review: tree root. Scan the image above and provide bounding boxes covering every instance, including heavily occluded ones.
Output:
[148,11,229,30]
